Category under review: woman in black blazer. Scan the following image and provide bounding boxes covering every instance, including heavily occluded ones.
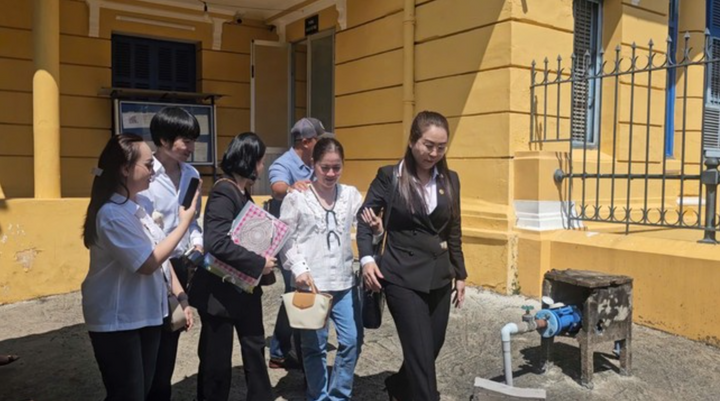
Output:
[189,133,276,401]
[357,111,468,401]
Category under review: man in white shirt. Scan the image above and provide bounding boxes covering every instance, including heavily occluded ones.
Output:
[138,106,202,401]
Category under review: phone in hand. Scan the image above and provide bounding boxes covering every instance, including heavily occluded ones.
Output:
[182,177,200,210]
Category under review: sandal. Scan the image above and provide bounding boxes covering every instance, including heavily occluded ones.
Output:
[0,354,19,366]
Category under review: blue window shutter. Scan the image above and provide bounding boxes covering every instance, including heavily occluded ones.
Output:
[112,35,196,93]
[710,0,720,37]
[704,1,720,156]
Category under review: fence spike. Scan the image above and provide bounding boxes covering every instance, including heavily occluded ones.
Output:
[682,31,691,62]
[614,45,622,73]
[665,35,674,66]
[705,29,712,61]
[584,49,591,77]
[556,55,562,82]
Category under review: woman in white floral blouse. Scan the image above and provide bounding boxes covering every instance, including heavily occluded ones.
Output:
[279,137,380,401]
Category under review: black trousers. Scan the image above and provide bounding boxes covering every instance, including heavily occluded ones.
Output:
[147,328,181,401]
[196,306,273,401]
[384,282,452,401]
[89,325,162,401]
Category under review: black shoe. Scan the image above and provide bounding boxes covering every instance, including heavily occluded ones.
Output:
[268,355,302,370]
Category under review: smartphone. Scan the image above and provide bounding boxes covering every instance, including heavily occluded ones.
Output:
[182,177,200,209]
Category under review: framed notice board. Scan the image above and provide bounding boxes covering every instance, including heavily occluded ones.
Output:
[114,100,216,166]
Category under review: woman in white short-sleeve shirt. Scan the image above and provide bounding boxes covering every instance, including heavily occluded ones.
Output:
[81,134,199,401]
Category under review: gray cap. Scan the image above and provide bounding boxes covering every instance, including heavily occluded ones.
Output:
[291,117,334,140]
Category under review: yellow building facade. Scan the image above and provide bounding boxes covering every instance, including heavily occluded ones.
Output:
[2,0,720,346]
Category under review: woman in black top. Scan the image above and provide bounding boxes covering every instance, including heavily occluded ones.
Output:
[357,111,468,401]
[189,132,276,401]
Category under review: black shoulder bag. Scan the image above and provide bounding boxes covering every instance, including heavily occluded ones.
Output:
[362,167,398,329]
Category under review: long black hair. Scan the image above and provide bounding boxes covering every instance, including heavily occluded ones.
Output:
[83,134,144,248]
[220,132,266,181]
[398,110,456,217]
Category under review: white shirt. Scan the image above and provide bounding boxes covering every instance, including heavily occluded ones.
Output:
[279,184,363,292]
[81,193,168,332]
[138,156,203,258]
[359,163,439,267]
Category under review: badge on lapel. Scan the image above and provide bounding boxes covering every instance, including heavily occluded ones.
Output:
[439,189,445,196]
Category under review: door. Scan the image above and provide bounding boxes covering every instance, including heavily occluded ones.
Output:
[251,40,290,195]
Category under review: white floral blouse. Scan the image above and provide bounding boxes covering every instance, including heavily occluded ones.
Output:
[279,184,363,292]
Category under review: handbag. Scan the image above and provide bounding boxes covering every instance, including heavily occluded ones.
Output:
[162,266,187,332]
[282,283,333,330]
[165,292,187,332]
[362,166,399,329]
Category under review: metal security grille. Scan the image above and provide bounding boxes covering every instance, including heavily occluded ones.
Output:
[571,0,600,143]
[530,31,720,242]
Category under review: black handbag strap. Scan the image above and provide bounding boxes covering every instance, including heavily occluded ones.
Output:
[375,165,399,254]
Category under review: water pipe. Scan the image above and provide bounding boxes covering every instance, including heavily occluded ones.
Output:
[501,303,582,386]
[501,319,546,386]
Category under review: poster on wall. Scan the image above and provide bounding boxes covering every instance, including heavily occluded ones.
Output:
[114,100,216,166]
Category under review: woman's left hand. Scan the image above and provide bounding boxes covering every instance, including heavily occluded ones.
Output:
[183,305,194,330]
[361,207,384,236]
[453,280,466,309]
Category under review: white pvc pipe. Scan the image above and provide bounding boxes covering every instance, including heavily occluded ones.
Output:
[501,323,519,386]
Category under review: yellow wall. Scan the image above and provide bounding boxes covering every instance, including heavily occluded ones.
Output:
[546,230,720,345]
[3,0,719,348]
[0,0,277,198]
[0,199,89,303]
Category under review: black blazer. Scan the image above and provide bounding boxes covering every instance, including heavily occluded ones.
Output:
[189,178,266,319]
[357,165,467,293]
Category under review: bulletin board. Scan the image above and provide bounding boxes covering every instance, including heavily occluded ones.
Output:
[114,100,216,166]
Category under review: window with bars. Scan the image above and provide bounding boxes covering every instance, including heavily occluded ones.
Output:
[704,0,720,156]
[112,35,196,93]
[571,0,602,144]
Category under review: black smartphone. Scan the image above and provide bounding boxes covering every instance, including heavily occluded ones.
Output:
[182,177,200,209]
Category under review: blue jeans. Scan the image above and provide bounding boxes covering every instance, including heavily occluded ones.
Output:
[270,267,296,360]
[301,288,363,401]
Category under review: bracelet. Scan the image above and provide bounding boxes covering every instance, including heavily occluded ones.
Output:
[177,293,189,303]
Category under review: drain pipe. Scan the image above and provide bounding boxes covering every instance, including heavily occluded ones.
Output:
[501,319,547,386]
[402,0,415,138]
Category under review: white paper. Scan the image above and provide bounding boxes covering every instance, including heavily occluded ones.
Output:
[196,115,210,136]
[123,112,154,129]
[194,142,208,162]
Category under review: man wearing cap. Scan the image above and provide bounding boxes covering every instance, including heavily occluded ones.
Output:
[266,117,330,370]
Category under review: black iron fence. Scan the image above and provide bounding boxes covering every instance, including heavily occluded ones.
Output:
[530,31,720,242]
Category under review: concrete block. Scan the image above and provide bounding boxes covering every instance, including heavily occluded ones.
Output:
[473,377,546,400]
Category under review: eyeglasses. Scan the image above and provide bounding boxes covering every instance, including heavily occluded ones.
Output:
[326,210,341,250]
[136,161,155,174]
[421,141,447,154]
[318,165,342,174]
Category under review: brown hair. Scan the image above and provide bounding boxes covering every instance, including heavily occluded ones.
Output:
[397,111,456,216]
[82,134,144,248]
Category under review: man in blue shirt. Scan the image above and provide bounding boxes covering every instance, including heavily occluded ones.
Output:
[267,117,331,370]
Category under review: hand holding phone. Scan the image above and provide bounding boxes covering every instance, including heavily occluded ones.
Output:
[182,177,200,210]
